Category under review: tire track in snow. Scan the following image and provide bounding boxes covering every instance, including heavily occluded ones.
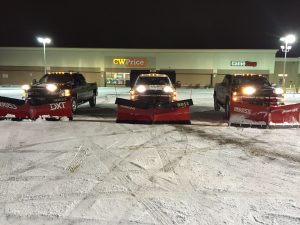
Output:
[177,125,300,164]
[113,127,196,224]
[11,151,68,175]
[140,199,175,225]
[56,124,138,219]
[266,213,300,223]
[150,127,196,194]
[65,146,89,173]
[0,128,19,221]
[63,125,185,223]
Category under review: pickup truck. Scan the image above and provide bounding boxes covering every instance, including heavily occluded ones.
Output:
[130,73,177,103]
[23,72,98,113]
[214,74,284,118]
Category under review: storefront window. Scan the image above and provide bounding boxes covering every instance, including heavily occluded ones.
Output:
[106,72,130,86]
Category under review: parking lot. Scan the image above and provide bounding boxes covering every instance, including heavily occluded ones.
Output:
[0,87,300,225]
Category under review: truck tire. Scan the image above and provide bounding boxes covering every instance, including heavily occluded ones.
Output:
[71,97,78,113]
[214,94,220,111]
[89,93,96,107]
[225,98,230,119]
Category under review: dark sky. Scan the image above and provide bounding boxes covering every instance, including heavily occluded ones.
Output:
[1,0,300,57]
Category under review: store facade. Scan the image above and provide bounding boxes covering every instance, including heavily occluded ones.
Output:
[0,47,298,88]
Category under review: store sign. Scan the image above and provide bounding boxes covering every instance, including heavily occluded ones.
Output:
[112,57,148,67]
[231,61,257,67]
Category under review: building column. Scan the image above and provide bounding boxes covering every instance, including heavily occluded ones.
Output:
[211,69,218,87]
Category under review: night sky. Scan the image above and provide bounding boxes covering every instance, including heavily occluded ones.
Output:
[1,0,300,57]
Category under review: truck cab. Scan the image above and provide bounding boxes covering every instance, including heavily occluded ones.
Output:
[23,72,98,113]
[130,73,177,103]
[214,74,284,118]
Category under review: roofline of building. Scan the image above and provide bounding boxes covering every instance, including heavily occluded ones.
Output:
[0,47,279,54]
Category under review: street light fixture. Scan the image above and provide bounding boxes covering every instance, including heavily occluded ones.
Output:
[280,34,296,91]
[37,37,51,74]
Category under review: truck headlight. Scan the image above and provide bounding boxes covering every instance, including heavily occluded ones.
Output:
[136,85,146,93]
[163,86,174,93]
[46,84,57,92]
[21,84,30,91]
[64,89,71,97]
[172,92,177,101]
[274,88,284,95]
[242,86,256,95]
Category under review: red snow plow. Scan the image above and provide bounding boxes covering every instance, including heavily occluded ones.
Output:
[229,101,300,128]
[214,74,300,128]
[0,96,73,120]
[116,98,193,124]
[116,70,193,124]
[0,97,30,119]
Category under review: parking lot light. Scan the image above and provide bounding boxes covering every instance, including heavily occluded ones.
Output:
[280,34,296,91]
[37,37,52,74]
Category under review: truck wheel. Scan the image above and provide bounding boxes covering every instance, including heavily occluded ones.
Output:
[71,98,78,113]
[225,99,230,119]
[89,94,96,107]
[214,95,220,111]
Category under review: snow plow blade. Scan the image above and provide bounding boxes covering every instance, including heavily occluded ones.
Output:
[0,96,72,120]
[268,104,300,127]
[0,96,30,119]
[229,101,300,128]
[115,98,193,124]
[28,98,73,120]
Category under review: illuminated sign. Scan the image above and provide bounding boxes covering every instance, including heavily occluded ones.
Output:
[112,58,148,67]
[231,61,257,67]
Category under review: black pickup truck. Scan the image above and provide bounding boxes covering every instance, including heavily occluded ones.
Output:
[23,72,98,112]
[214,74,284,118]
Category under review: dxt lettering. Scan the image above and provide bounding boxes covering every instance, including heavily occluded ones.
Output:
[50,102,66,111]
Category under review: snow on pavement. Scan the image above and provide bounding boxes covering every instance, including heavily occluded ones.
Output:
[0,87,299,225]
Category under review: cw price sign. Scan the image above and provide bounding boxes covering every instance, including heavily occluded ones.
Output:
[231,61,257,67]
[112,58,148,68]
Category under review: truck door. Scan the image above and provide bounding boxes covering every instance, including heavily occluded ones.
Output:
[218,75,232,103]
[73,74,85,102]
[80,74,93,100]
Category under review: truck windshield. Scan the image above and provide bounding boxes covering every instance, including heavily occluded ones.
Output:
[234,76,270,86]
[39,74,73,84]
[136,77,171,86]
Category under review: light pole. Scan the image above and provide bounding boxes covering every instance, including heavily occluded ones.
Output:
[37,37,51,74]
[280,34,296,91]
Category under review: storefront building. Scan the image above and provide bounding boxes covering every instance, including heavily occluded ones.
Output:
[0,47,299,89]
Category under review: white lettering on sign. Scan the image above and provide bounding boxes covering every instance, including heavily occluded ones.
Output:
[282,108,299,114]
[120,105,135,110]
[231,61,245,66]
[177,102,190,108]
[234,107,252,115]
[231,61,257,67]
[50,102,66,111]
[0,102,17,109]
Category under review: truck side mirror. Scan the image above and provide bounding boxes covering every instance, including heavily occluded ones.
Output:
[32,79,37,84]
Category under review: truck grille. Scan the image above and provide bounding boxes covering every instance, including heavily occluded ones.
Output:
[28,88,60,98]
